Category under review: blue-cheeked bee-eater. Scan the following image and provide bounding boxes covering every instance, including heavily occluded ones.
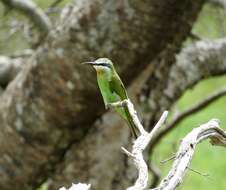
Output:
[83,58,138,138]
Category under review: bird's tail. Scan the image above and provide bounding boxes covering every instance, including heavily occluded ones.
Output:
[114,106,138,138]
[124,106,138,138]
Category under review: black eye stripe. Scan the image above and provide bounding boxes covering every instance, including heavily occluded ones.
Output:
[98,63,111,68]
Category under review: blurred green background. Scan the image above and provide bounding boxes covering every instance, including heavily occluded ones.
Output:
[0,1,226,190]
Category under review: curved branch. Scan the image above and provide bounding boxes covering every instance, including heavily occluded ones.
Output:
[144,38,226,140]
[164,38,226,101]
[0,0,52,36]
[149,86,226,150]
[140,38,226,134]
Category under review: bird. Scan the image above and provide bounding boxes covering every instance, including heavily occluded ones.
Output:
[83,58,138,138]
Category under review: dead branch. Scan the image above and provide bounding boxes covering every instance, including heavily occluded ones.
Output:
[0,0,52,36]
[149,85,226,150]
[58,106,226,190]
[152,119,226,190]
[59,183,91,190]
[107,99,168,190]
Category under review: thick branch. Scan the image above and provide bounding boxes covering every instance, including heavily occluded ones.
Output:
[0,0,205,189]
[165,38,226,100]
[153,119,226,190]
[1,0,51,35]
[142,38,226,131]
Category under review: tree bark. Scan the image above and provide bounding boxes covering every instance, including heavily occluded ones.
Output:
[0,0,205,190]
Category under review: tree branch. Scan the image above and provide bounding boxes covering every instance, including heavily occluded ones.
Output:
[109,99,168,190]
[163,38,226,102]
[59,183,91,190]
[58,117,226,190]
[0,0,205,189]
[138,37,226,189]
[152,119,226,190]
[0,0,52,36]
[208,0,226,9]
[139,38,226,135]
[149,85,226,150]
[141,37,226,134]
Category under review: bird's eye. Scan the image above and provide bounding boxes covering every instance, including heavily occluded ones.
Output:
[99,63,110,68]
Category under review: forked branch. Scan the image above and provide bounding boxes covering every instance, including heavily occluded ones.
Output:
[152,119,226,190]
[59,100,226,190]
[101,99,169,190]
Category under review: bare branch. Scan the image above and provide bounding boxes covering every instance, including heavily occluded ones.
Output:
[152,119,226,190]
[109,100,168,190]
[58,114,226,190]
[59,183,91,190]
[0,0,52,36]
[149,86,226,150]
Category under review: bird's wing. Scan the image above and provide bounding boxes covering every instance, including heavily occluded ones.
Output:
[97,76,120,106]
[109,74,128,100]
[109,75,138,137]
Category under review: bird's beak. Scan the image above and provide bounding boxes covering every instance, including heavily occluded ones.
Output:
[82,61,97,66]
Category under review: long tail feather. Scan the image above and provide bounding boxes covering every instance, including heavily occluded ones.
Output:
[114,106,138,138]
[124,106,138,138]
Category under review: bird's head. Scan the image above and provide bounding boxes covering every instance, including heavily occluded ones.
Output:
[82,58,114,75]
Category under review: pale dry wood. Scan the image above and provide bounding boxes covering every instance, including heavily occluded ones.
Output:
[59,102,226,190]
[107,100,168,190]
[152,119,226,190]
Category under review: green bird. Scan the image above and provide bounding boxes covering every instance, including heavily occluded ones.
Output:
[83,58,138,138]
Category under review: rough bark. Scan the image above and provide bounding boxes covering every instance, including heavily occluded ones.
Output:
[147,39,226,152]
[142,38,226,131]
[141,39,226,129]
[0,0,205,190]
[46,1,205,189]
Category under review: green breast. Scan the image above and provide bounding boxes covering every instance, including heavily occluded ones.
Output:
[97,74,119,105]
